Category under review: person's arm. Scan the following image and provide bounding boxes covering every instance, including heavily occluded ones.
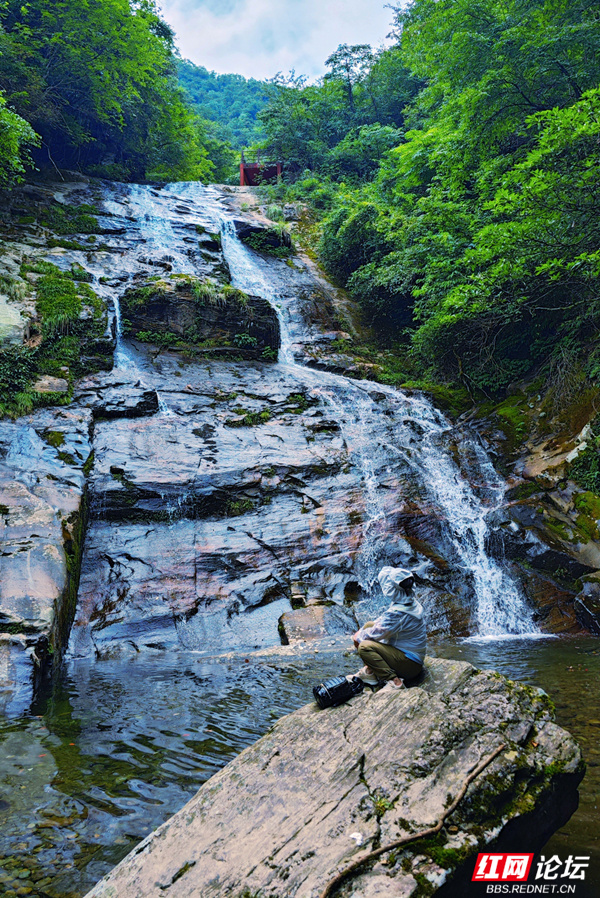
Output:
[355,610,397,644]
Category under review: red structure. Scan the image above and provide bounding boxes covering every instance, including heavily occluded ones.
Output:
[240,150,282,186]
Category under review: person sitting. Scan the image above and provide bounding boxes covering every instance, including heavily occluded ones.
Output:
[350,566,426,691]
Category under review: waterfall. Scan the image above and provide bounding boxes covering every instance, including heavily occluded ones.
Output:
[102,181,540,639]
[206,185,540,639]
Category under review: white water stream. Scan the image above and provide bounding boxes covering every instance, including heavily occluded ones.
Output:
[106,181,540,640]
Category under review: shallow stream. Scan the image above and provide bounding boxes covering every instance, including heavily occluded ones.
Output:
[0,638,598,896]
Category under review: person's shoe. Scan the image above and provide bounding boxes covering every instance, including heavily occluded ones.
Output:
[347,666,380,686]
[379,678,405,693]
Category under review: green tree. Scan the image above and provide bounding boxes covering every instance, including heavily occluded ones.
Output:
[0,90,38,185]
[414,87,600,386]
[314,0,600,388]
[0,0,208,180]
[259,47,420,179]
[324,43,373,115]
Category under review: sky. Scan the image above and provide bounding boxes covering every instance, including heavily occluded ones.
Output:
[158,0,396,81]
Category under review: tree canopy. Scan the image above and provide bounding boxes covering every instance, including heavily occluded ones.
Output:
[178,61,268,150]
[0,0,220,182]
[258,47,420,180]
[259,0,600,393]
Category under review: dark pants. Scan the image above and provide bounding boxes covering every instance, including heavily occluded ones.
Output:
[357,639,422,682]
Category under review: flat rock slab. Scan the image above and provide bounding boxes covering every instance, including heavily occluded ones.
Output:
[84,657,583,898]
[67,363,418,659]
[280,604,359,643]
[32,375,69,393]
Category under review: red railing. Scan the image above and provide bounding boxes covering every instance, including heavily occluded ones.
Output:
[240,150,282,186]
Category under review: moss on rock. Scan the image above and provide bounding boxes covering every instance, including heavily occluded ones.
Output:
[120,275,279,361]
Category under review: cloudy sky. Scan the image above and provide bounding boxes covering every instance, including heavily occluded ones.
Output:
[158,0,396,81]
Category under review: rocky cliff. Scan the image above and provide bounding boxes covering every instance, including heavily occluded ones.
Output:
[120,274,280,360]
[0,407,92,714]
[0,178,365,710]
[2,177,600,715]
[462,383,600,636]
[83,656,583,898]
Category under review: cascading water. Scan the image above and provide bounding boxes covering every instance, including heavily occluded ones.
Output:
[98,180,540,639]
[103,183,227,404]
[173,182,541,639]
[380,391,540,638]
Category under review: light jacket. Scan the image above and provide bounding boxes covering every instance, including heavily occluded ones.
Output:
[355,604,427,665]
[356,567,427,664]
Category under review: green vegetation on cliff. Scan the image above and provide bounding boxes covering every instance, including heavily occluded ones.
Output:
[258,0,600,399]
[0,260,110,417]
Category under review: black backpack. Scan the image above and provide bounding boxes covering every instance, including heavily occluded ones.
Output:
[313,675,364,709]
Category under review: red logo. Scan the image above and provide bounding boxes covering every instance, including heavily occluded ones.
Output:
[472,853,534,882]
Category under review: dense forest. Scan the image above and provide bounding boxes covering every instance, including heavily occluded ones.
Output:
[178,61,267,150]
[258,0,600,395]
[0,0,242,182]
[1,0,599,397]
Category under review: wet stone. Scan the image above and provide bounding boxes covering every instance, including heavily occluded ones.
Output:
[80,386,160,420]
[574,581,600,635]
[279,604,359,644]
[0,407,91,711]
[32,375,69,393]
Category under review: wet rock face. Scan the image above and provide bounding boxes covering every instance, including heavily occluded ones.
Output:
[468,388,600,636]
[83,657,583,898]
[68,362,380,659]
[279,604,359,644]
[481,490,600,634]
[120,275,280,360]
[2,180,391,703]
[85,384,160,420]
[6,179,589,709]
[0,408,92,714]
[574,577,600,634]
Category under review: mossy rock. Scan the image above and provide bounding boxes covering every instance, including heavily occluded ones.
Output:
[494,393,529,447]
[573,491,600,519]
[236,223,293,258]
[120,275,279,360]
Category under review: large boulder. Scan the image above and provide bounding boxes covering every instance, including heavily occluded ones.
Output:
[120,275,280,360]
[279,603,359,643]
[0,294,27,345]
[83,657,583,898]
